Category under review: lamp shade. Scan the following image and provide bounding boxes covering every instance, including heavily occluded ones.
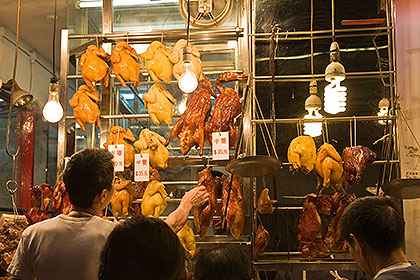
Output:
[2,79,33,107]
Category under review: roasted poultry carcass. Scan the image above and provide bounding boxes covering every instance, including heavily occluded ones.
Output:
[257,188,277,215]
[287,136,317,174]
[141,180,168,218]
[80,45,110,93]
[204,72,247,148]
[103,126,136,168]
[177,221,196,258]
[169,39,203,82]
[111,177,134,219]
[342,145,376,187]
[143,83,175,126]
[110,41,141,89]
[69,85,100,131]
[254,224,270,258]
[141,41,173,83]
[315,143,343,191]
[165,76,215,155]
[221,174,245,239]
[193,167,219,238]
[134,129,169,169]
[133,167,161,199]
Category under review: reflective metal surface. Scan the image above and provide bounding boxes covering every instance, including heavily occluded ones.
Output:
[382,178,420,199]
[225,155,281,178]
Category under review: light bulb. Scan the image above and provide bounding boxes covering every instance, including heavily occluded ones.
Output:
[324,79,347,114]
[178,61,198,93]
[43,76,63,123]
[303,108,323,137]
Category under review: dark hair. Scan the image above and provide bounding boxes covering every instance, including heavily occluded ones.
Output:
[63,148,114,209]
[340,196,404,255]
[99,216,185,280]
[194,244,251,280]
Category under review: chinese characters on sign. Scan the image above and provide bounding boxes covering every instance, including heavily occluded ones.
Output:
[108,144,124,172]
[135,153,149,182]
[212,132,229,160]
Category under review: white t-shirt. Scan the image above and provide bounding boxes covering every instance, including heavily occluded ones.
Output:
[7,214,116,280]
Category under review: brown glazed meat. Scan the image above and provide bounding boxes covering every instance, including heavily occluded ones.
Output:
[133,167,161,199]
[342,145,376,187]
[257,188,277,215]
[165,76,215,155]
[193,167,219,238]
[221,174,245,239]
[254,224,270,258]
[204,72,247,148]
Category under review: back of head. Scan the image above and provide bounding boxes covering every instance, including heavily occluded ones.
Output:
[63,148,114,209]
[340,196,404,255]
[194,245,251,280]
[99,216,185,280]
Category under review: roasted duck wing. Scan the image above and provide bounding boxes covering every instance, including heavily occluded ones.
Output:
[342,145,376,187]
[80,45,110,93]
[69,85,100,131]
[110,41,141,89]
[165,77,215,155]
[315,143,343,191]
[193,167,219,238]
[254,224,270,258]
[257,188,277,215]
[287,136,317,174]
[204,72,247,148]
[221,174,244,239]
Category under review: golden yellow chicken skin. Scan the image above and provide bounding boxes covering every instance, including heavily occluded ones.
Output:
[176,221,196,258]
[110,41,141,89]
[141,41,173,83]
[315,143,344,191]
[111,177,134,219]
[134,129,169,169]
[287,135,317,174]
[68,85,100,131]
[80,45,110,93]
[169,39,203,82]
[103,126,136,168]
[143,83,175,126]
[141,180,167,218]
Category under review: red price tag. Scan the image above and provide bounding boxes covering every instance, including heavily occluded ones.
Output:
[108,144,124,171]
[212,132,229,160]
[134,153,149,182]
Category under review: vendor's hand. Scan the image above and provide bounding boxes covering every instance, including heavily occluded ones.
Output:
[182,186,209,208]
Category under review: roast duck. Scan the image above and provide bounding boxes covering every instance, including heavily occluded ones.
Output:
[257,188,277,215]
[69,85,100,131]
[221,174,245,239]
[111,177,134,219]
[315,143,343,191]
[177,221,196,258]
[103,126,136,168]
[165,76,216,155]
[254,224,270,258]
[287,135,316,174]
[141,41,173,83]
[143,83,175,126]
[193,167,219,238]
[110,41,141,89]
[134,129,169,169]
[169,39,203,82]
[204,72,247,148]
[342,145,376,187]
[80,45,110,93]
[141,180,168,218]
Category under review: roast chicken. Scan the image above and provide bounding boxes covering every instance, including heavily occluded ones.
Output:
[143,83,175,126]
[103,126,136,168]
[134,129,169,169]
[133,167,161,199]
[315,143,343,191]
[111,177,134,219]
[165,76,215,155]
[110,41,141,89]
[257,188,277,215]
[342,145,376,187]
[204,72,247,148]
[169,39,203,82]
[193,167,219,238]
[69,85,100,131]
[221,174,245,239]
[80,45,110,93]
[176,221,196,258]
[254,224,270,258]
[141,180,168,218]
[287,136,317,174]
[141,41,173,83]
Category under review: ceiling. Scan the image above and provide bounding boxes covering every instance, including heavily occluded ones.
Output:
[0,0,67,71]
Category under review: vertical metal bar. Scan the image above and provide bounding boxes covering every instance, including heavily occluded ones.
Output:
[349,120,353,146]
[57,29,69,177]
[310,0,314,76]
[331,0,335,39]
[353,116,357,145]
[270,31,276,154]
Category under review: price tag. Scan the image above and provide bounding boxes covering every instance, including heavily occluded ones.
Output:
[134,153,149,182]
[212,132,229,160]
[108,144,124,172]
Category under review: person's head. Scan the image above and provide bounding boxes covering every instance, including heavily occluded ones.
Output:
[340,196,405,274]
[63,148,114,209]
[194,244,251,280]
[99,216,185,280]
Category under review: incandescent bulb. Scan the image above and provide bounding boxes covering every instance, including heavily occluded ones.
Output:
[303,109,323,137]
[178,62,198,93]
[43,76,63,123]
[324,79,347,114]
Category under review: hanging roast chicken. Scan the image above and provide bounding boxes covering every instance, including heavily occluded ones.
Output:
[177,221,196,258]
[165,76,216,155]
[111,177,134,219]
[143,83,175,126]
[134,129,169,169]
[221,173,245,239]
[169,39,203,82]
[69,85,100,131]
[315,143,344,191]
[80,45,110,93]
[342,145,376,187]
[204,72,247,148]
[254,224,270,258]
[257,188,277,215]
[103,126,136,168]
[287,136,317,174]
[141,41,173,83]
[110,41,141,89]
[141,180,168,218]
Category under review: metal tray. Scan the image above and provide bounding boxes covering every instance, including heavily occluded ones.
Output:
[225,155,281,178]
[382,178,420,199]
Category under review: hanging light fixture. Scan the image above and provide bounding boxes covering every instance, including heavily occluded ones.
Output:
[177,0,198,93]
[304,80,323,137]
[377,97,390,125]
[42,0,63,123]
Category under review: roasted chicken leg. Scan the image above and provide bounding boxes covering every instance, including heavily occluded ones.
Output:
[342,145,376,187]
[221,174,244,239]
[257,188,277,215]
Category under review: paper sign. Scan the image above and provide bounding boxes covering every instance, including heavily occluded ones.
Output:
[212,132,229,160]
[134,153,149,182]
[108,144,125,172]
